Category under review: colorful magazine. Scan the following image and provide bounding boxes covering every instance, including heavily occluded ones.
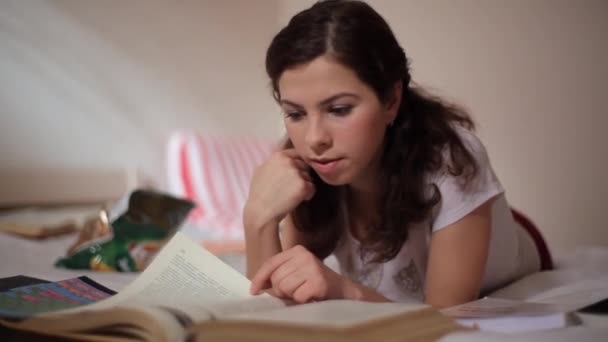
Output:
[0,276,115,318]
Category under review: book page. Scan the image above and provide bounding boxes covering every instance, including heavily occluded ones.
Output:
[67,232,254,321]
[223,299,429,328]
[207,295,289,318]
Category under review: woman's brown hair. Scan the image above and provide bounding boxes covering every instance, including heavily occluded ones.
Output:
[266,0,478,262]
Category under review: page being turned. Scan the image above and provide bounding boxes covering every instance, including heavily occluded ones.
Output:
[70,232,253,321]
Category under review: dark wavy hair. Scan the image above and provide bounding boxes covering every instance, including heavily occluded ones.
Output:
[266,0,478,263]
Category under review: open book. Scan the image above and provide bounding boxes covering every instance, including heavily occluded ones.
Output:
[0,232,464,342]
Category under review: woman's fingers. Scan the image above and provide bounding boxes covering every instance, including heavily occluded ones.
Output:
[303,179,316,200]
[291,157,309,171]
[282,148,310,172]
[275,272,307,299]
[299,170,312,182]
[250,249,296,294]
[250,245,341,303]
[250,245,317,295]
[292,284,316,304]
[281,148,300,158]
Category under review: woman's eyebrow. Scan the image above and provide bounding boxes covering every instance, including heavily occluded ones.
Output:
[280,93,360,109]
[319,93,359,107]
[279,99,304,109]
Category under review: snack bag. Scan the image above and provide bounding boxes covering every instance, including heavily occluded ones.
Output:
[55,190,195,272]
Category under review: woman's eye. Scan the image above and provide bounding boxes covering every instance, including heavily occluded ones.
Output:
[285,111,304,121]
[329,105,353,116]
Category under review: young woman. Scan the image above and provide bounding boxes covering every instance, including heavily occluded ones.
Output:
[243,0,542,308]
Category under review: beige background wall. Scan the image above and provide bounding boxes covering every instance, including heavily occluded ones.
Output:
[0,0,281,186]
[1,0,606,254]
[279,0,608,255]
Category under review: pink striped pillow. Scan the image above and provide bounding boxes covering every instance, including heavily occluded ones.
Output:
[167,132,277,252]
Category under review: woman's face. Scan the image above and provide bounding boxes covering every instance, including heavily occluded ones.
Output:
[277,55,399,188]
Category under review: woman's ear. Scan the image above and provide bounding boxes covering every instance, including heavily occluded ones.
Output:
[386,80,403,124]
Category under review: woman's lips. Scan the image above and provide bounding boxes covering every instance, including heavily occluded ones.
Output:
[310,158,343,175]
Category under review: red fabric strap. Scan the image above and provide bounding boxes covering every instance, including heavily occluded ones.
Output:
[511,208,553,271]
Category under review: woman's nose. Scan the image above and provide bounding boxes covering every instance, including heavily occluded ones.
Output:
[305,117,332,155]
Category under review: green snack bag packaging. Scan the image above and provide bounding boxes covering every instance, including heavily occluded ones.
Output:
[55,190,195,272]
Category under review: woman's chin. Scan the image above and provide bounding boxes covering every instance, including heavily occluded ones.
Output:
[316,173,351,186]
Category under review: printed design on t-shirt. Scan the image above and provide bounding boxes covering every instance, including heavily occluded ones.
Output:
[356,260,384,290]
[340,249,384,290]
[393,260,423,300]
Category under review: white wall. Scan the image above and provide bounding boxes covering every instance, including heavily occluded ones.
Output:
[277,0,608,254]
[0,0,281,188]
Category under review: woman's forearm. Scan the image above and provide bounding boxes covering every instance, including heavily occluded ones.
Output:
[243,208,282,280]
[342,278,392,303]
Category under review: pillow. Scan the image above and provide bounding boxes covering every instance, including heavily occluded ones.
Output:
[166,132,277,253]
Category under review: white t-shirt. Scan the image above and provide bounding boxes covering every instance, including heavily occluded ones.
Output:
[332,128,539,303]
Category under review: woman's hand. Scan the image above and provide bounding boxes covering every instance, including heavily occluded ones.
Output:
[244,149,315,231]
[250,245,349,303]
